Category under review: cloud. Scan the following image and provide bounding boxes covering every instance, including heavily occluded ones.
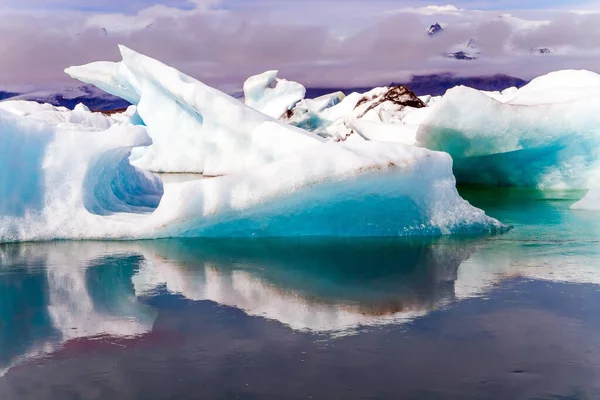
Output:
[0,2,599,89]
[396,4,464,16]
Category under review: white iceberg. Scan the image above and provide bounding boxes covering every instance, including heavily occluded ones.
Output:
[0,100,118,131]
[285,85,432,144]
[417,70,600,189]
[243,70,306,119]
[0,46,506,242]
[502,70,600,105]
[66,46,322,175]
[282,91,346,132]
[571,189,600,210]
[0,104,504,242]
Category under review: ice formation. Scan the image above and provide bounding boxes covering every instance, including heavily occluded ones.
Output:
[0,106,503,242]
[417,70,600,189]
[0,46,508,242]
[243,70,306,119]
[66,46,322,175]
[284,85,432,144]
[571,189,600,210]
[0,100,117,131]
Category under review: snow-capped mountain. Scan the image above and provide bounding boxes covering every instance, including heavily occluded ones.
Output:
[428,15,554,61]
[427,23,479,60]
[427,23,443,36]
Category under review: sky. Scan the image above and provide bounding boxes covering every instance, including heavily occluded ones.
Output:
[0,0,599,89]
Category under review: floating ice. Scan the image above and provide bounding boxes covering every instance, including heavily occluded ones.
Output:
[0,100,117,131]
[243,70,306,119]
[571,189,600,210]
[417,71,600,189]
[285,85,431,144]
[66,46,322,175]
[0,105,504,242]
[282,91,346,132]
[0,46,507,242]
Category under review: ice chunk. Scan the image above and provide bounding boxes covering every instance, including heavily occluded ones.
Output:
[283,91,345,131]
[0,108,504,242]
[0,100,117,131]
[504,70,600,105]
[417,84,600,189]
[571,189,600,210]
[347,120,421,144]
[286,86,429,144]
[150,141,505,238]
[73,103,90,113]
[64,60,141,104]
[66,46,322,175]
[243,70,306,118]
[0,109,163,241]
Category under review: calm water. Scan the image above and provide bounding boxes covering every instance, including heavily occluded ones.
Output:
[2,188,600,399]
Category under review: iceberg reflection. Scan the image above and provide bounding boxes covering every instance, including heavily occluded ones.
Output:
[2,236,600,377]
[0,242,157,376]
[132,238,475,332]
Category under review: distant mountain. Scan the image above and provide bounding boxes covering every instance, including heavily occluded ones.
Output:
[0,91,20,101]
[1,73,528,113]
[0,85,129,111]
[304,73,528,99]
[397,73,528,96]
[530,47,554,55]
[447,51,476,61]
[429,20,555,61]
[428,23,444,36]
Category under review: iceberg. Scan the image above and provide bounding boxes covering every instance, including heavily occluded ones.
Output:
[0,105,504,242]
[0,109,164,242]
[571,189,600,210]
[282,91,346,132]
[284,85,432,144]
[243,70,306,119]
[66,46,323,175]
[0,45,506,242]
[417,70,600,189]
[0,100,118,131]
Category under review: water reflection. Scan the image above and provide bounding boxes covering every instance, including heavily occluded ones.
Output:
[1,234,600,397]
[0,242,158,376]
[132,238,474,332]
[0,238,477,372]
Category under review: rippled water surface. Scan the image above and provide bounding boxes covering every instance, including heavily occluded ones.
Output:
[2,188,600,399]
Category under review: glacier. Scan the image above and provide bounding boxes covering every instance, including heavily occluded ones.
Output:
[416,70,600,189]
